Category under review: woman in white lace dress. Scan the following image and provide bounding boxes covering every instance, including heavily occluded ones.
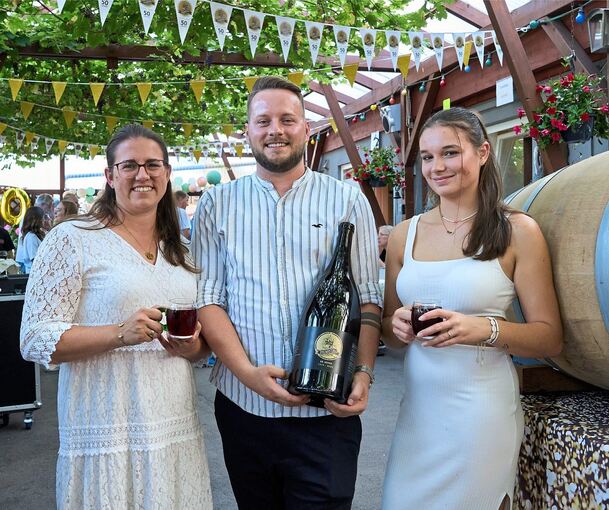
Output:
[381,108,562,510]
[20,124,213,509]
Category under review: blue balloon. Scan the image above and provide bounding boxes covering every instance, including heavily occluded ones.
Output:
[207,170,222,185]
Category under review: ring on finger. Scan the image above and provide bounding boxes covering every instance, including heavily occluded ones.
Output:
[147,330,155,338]
[447,330,453,339]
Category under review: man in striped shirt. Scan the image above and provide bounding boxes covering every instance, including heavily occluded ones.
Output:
[193,76,382,509]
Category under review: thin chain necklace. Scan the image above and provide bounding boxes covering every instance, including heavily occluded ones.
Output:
[121,223,156,261]
[440,207,478,223]
[438,204,476,235]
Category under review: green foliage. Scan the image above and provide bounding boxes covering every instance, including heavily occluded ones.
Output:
[349,145,404,187]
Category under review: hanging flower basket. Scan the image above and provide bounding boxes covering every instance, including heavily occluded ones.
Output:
[368,176,388,187]
[561,116,594,144]
[347,146,405,189]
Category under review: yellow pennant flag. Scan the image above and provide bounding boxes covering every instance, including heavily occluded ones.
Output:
[329,118,338,134]
[244,77,258,93]
[190,79,206,103]
[58,140,68,155]
[136,83,152,105]
[463,41,473,67]
[25,131,35,146]
[20,101,34,120]
[343,63,358,87]
[443,98,451,110]
[89,145,100,158]
[52,81,67,104]
[287,71,304,87]
[222,124,233,137]
[397,54,411,79]
[89,83,105,106]
[235,144,244,158]
[0,123,7,135]
[9,79,24,101]
[193,149,202,162]
[182,123,193,138]
[142,120,154,129]
[105,115,118,133]
[63,108,77,128]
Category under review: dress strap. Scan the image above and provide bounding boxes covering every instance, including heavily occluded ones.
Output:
[403,215,420,262]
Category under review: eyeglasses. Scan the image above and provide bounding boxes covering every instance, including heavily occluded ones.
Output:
[113,159,168,176]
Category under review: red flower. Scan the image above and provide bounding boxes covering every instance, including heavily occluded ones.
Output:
[365,159,370,165]
[567,73,574,83]
[541,129,550,137]
[543,86,553,94]
[375,167,381,172]
[583,86,591,93]
[550,118,559,128]
[551,131,561,142]
[364,153,369,157]
[529,127,540,138]
[601,104,609,114]
[546,107,556,115]
[533,113,542,123]
[513,125,522,135]
[517,107,526,119]
[580,112,590,122]
[546,95,557,103]
[345,172,352,178]
[395,147,401,154]
[535,85,543,93]
[557,121,568,131]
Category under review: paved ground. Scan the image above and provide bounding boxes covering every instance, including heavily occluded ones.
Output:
[0,349,404,509]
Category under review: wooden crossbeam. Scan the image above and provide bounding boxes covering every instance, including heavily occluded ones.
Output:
[542,20,598,76]
[307,81,354,105]
[445,0,490,28]
[304,100,331,117]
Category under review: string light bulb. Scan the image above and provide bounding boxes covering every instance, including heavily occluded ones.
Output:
[529,19,540,29]
[485,55,492,67]
[464,65,471,73]
[359,113,366,121]
[370,104,377,111]
[575,8,585,24]
[419,82,426,92]
[401,88,408,97]
[389,96,396,105]
[439,76,446,87]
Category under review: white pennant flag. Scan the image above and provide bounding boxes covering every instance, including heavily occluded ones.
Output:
[453,33,466,70]
[174,0,197,45]
[491,31,504,66]
[430,33,445,71]
[210,2,232,51]
[45,138,55,154]
[229,144,236,156]
[244,10,265,58]
[57,0,67,13]
[472,31,486,68]
[15,131,24,149]
[333,25,351,68]
[385,30,401,71]
[188,147,194,160]
[359,28,377,70]
[305,21,324,66]
[408,32,424,71]
[215,142,223,158]
[202,146,209,159]
[276,16,296,63]
[0,136,5,147]
[31,135,40,151]
[98,0,115,26]
[138,0,159,35]
[74,143,83,156]
[174,146,181,161]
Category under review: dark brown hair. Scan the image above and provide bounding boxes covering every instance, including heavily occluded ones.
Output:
[247,76,305,118]
[21,206,46,241]
[82,124,197,273]
[421,107,513,261]
[59,199,78,217]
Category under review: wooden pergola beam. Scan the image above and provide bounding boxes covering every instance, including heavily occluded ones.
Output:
[542,20,598,76]
[309,131,327,172]
[303,100,331,117]
[321,83,386,227]
[307,81,354,105]
[445,0,490,28]
[484,0,567,174]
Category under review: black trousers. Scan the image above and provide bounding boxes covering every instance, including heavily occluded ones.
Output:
[214,391,362,510]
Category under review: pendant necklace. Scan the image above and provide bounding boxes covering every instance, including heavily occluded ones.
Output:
[121,223,156,261]
[438,204,477,235]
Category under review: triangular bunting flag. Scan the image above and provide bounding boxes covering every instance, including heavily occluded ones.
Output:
[89,145,100,158]
[287,72,304,87]
[25,131,35,146]
[329,118,338,133]
[408,32,424,71]
[58,140,68,155]
[397,54,411,79]
[105,115,119,133]
[20,101,34,120]
[343,63,358,87]
[235,144,244,158]
[491,31,504,66]
[202,146,209,159]
[15,131,25,149]
[453,33,466,70]
[472,31,486,68]
[222,124,233,137]
[44,138,54,154]
[304,21,324,65]
[430,33,445,71]
[183,123,193,138]
[385,30,401,71]
[463,40,473,68]
[142,120,154,129]
[193,148,202,162]
[210,2,232,51]
[138,0,159,34]
[31,135,40,151]
[215,142,223,157]
[63,108,77,128]
[8,79,24,101]
[333,26,351,68]
[175,0,197,45]
[0,123,7,135]
[243,10,265,58]
[73,143,83,156]
[98,0,115,26]
[244,76,258,93]
[359,28,377,70]
[190,79,205,102]
[276,16,296,62]
[52,81,67,104]
[57,0,67,13]
[136,82,152,105]
[174,146,181,160]
[89,83,105,106]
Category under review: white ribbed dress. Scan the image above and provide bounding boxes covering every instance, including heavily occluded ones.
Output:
[382,215,524,510]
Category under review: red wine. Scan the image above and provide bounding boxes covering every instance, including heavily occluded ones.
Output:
[166,308,197,339]
[411,303,442,336]
[288,222,361,407]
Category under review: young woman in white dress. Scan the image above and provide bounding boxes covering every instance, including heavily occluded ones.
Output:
[381,108,562,510]
[21,124,213,509]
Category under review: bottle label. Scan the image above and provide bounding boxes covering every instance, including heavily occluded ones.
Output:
[295,326,357,374]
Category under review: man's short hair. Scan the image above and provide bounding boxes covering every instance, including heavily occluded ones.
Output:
[175,190,188,200]
[247,76,305,118]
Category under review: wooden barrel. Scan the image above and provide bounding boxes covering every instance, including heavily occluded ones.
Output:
[506,151,609,389]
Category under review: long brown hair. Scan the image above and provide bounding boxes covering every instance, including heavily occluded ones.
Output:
[82,124,197,273]
[421,107,513,261]
[21,206,46,241]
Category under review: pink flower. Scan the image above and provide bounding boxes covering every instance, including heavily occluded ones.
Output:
[583,86,591,93]
[580,112,590,122]
[3,225,10,231]
[541,129,550,137]
[513,125,522,135]
[551,132,561,142]
[601,104,609,114]
[517,107,526,119]
[529,127,540,138]
[543,86,553,94]
[15,227,21,236]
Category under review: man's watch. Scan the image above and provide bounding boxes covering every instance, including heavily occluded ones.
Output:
[354,364,375,386]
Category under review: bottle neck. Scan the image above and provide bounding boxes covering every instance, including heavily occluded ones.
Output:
[329,223,354,272]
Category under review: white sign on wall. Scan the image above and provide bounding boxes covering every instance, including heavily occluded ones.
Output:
[496,76,514,107]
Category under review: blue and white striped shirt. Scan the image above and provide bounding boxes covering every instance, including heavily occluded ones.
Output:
[191,169,382,418]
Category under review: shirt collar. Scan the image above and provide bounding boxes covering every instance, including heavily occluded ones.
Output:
[252,167,313,193]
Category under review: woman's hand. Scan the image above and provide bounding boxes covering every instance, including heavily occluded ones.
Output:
[118,307,164,346]
[416,309,491,348]
[391,306,416,345]
[159,321,207,360]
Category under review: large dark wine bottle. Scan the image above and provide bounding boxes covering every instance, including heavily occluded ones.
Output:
[288,222,361,407]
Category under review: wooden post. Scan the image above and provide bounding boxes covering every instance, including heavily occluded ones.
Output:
[309,131,327,172]
[484,0,568,174]
[523,137,533,186]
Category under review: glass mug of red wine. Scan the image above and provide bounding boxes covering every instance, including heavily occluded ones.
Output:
[411,300,443,340]
[165,299,197,340]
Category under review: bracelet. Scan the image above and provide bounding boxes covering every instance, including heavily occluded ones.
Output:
[117,322,128,347]
[354,364,375,385]
[484,317,499,346]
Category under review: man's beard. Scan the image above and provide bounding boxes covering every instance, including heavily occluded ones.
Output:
[251,142,307,173]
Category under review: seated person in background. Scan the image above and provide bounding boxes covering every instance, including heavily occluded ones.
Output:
[15,206,46,273]
[175,190,191,239]
[34,193,54,231]
[378,224,393,267]
[54,199,79,225]
[0,218,16,258]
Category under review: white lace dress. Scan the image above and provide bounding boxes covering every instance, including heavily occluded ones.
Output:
[20,221,213,510]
